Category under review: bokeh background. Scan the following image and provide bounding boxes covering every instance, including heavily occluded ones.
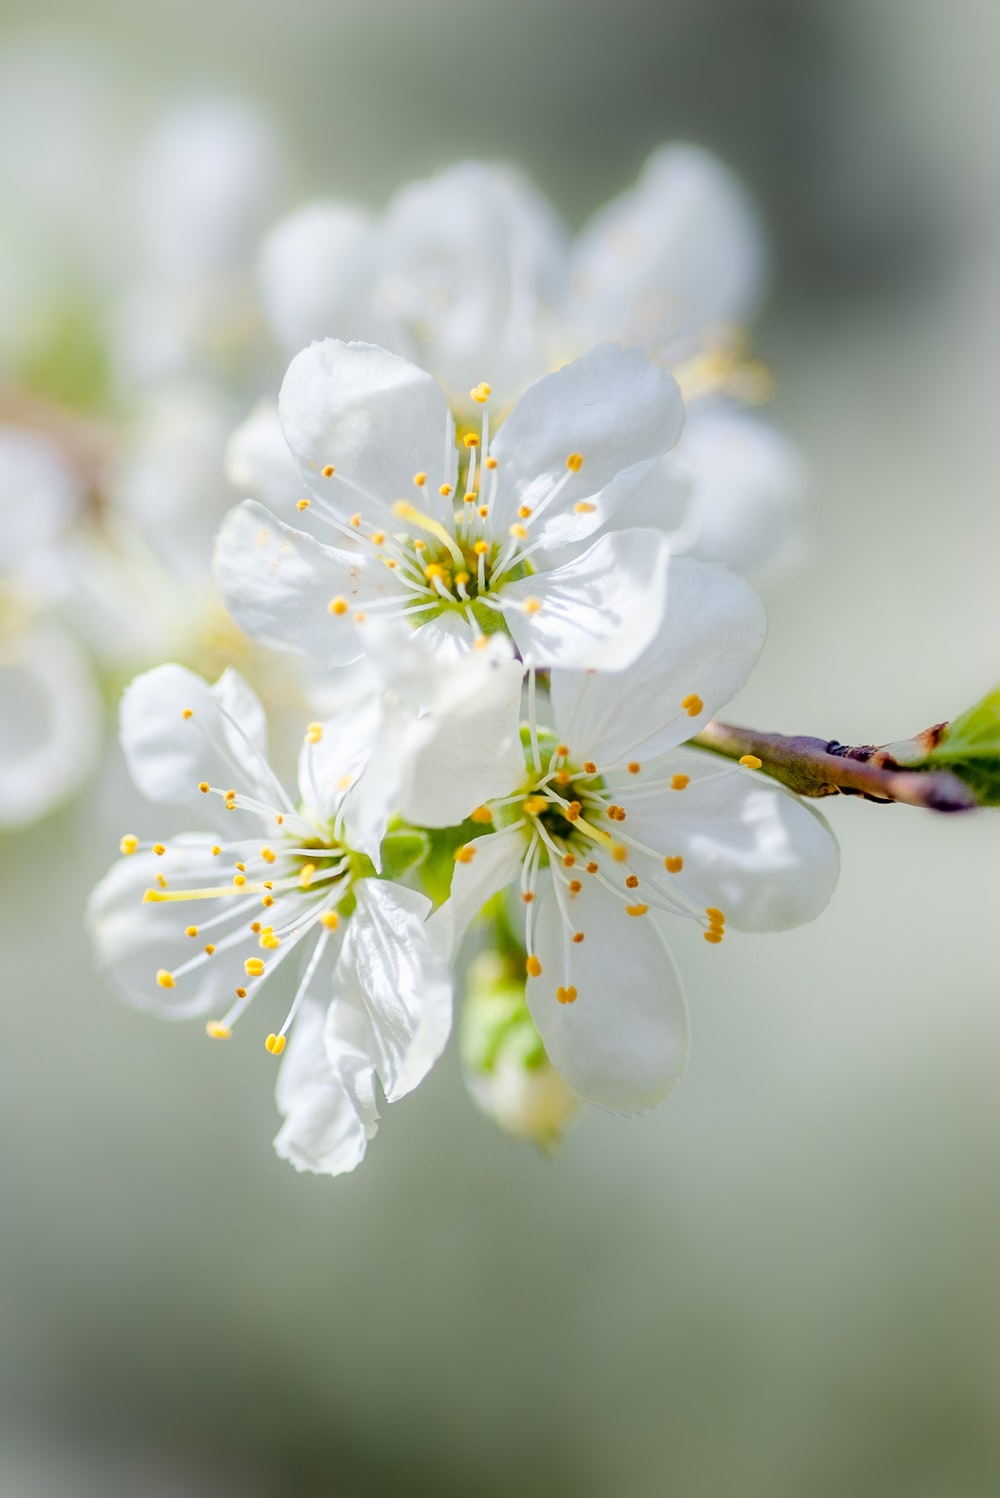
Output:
[2,1,1000,1493]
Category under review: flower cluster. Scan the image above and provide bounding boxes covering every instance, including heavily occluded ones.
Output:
[31,101,838,1176]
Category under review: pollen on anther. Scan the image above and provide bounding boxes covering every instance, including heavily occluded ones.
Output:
[526,955,542,978]
[297,498,311,511]
[625,904,649,917]
[319,910,340,931]
[706,907,726,924]
[586,860,599,874]
[566,453,584,472]
[681,693,704,717]
[627,762,641,775]
[244,958,265,978]
[261,895,274,908]
[204,944,216,955]
[625,875,639,890]
[521,891,534,903]
[485,456,498,470]
[582,762,597,776]
[181,708,194,719]
[413,471,427,487]
[572,932,585,944]
[153,843,166,856]
[185,925,198,938]
[463,433,479,449]
[349,512,361,527]
[739,754,763,770]
[574,501,596,514]
[670,773,690,791]
[235,987,247,999]
[322,464,335,478]
[119,834,139,856]
[568,879,582,893]
[566,801,581,821]
[265,1033,286,1056]
[664,855,684,874]
[156,969,175,989]
[556,985,578,1004]
[233,874,247,888]
[250,921,262,934]
[260,847,276,864]
[473,540,489,555]
[611,845,628,863]
[205,1022,232,1039]
[478,504,489,518]
[211,845,221,856]
[518,505,532,519]
[509,523,528,541]
[306,722,324,745]
[198,781,209,794]
[704,930,724,945]
[439,483,453,497]
[453,844,476,864]
[562,853,576,867]
[469,805,493,824]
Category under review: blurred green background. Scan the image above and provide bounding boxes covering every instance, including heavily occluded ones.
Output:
[2,1,1000,1493]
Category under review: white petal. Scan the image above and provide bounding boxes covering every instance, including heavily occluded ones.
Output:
[488,343,684,548]
[278,339,456,529]
[501,528,670,671]
[569,144,768,360]
[0,425,81,563]
[410,610,477,662]
[88,838,257,1019]
[225,399,312,522]
[341,881,452,1101]
[427,826,526,963]
[526,873,689,1112]
[213,499,399,665]
[0,619,101,826]
[274,995,379,1177]
[119,661,275,822]
[258,200,408,356]
[619,746,840,931]
[379,160,568,402]
[549,555,766,764]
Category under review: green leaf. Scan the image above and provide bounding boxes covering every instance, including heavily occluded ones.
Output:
[927,684,1000,806]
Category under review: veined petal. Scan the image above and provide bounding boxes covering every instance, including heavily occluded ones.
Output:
[501,528,670,671]
[0,619,101,827]
[258,201,408,357]
[619,746,840,931]
[379,160,569,402]
[526,874,689,1112]
[119,661,276,821]
[568,144,768,360]
[278,339,456,529]
[549,555,766,764]
[341,881,452,1101]
[213,499,400,665]
[488,342,683,546]
[427,826,526,963]
[88,838,258,1020]
[275,995,379,1177]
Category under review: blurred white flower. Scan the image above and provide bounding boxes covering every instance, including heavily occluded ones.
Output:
[88,663,452,1177]
[433,570,839,1112]
[215,338,681,671]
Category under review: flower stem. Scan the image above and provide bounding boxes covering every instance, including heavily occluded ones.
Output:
[691,720,978,813]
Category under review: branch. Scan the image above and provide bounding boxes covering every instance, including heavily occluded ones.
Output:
[692,720,978,813]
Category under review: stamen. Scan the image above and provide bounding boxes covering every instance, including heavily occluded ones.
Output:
[119,834,139,856]
[265,1033,287,1055]
[681,694,704,718]
[391,501,464,566]
[739,754,763,769]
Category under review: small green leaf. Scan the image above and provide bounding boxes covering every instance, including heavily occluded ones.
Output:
[927,684,1000,806]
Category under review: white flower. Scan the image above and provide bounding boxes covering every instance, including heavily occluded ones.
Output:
[215,338,681,672]
[88,663,452,1177]
[432,562,839,1112]
[0,425,101,827]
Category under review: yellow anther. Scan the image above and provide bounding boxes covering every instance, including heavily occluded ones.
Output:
[205,1022,232,1039]
[244,958,265,978]
[625,904,648,917]
[566,801,582,821]
[473,540,489,556]
[582,761,597,775]
[119,834,139,856]
[265,1033,287,1056]
[349,512,361,527]
[464,491,477,504]
[463,433,479,448]
[204,944,216,955]
[664,855,684,874]
[572,932,585,944]
[555,769,571,786]
[509,523,528,541]
[236,862,246,872]
[627,762,641,775]
[739,754,763,769]
[522,597,542,615]
[150,843,164,857]
[185,925,198,938]
[485,456,498,470]
[211,845,221,856]
[478,505,489,518]
[156,970,175,989]
[555,744,570,757]
[235,987,247,999]
[704,930,724,944]
[261,935,281,950]
[562,853,576,867]
[706,907,726,925]
[439,483,453,497]
[261,895,275,908]
[424,561,447,581]
[250,921,262,933]
[670,774,690,791]
[156,874,168,889]
[198,781,210,794]
[586,860,599,874]
[556,985,578,1004]
[306,722,324,745]
[181,708,194,719]
[521,891,534,903]
[625,875,639,890]
[322,464,335,478]
[319,910,340,931]
[470,382,491,404]
[455,570,470,586]
[566,453,584,472]
[454,844,476,864]
[681,694,704,717]
[369,530,386,546]
[469,805,493,824]
[233,874,247,888]
[354,611,367,623]
[574,501,596,514]
[413,471,427,487]
[297,498,311,511]
[526,955,542,978]
[518,505,532,519]
[611,845,628,863]
[328,596,349,616]
[568,879,582,893]
[260,847,276,864]
[523,795,548,815]
[299,863,317,889]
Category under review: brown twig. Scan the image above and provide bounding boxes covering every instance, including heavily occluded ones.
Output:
[692,721,978,813]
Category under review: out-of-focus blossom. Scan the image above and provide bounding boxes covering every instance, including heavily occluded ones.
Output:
[215,339,681,671]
